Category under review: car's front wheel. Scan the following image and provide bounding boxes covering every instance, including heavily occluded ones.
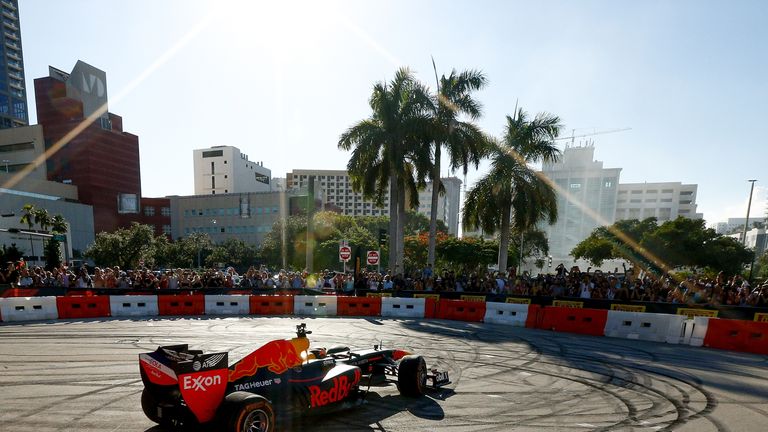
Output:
[397,355,427,397]
[224,392,275,432]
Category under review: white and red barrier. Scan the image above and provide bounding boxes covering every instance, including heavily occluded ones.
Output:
[0,294,765,358]
[0,296,59,322]
[293,295,338,316]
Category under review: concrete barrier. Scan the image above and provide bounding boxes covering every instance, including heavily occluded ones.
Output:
[484,302,530,326]
[109,295,159,318]
[686,316,711,347]
[604,311,687,343]
[0,296,59,322]
[204,295,251,315]
[381,297,425,318]
[293,295,338,316]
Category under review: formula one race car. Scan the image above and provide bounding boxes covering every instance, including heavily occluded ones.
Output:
[139,323,450,431]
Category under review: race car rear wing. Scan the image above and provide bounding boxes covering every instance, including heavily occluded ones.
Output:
[139,345,229,423]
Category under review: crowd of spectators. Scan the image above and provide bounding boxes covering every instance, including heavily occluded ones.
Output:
[2,259,766,308]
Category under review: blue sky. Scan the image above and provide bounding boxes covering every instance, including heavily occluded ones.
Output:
[18,0,768,225]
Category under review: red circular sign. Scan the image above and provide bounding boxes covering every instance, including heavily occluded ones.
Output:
[366,250,380,266]
[339,246,352,261]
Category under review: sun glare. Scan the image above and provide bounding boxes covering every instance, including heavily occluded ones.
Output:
[219,0,341,60]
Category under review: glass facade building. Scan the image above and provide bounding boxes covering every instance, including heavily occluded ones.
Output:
[0,0,26,129]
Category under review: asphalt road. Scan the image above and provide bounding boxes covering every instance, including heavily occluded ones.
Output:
[1,316,767,432]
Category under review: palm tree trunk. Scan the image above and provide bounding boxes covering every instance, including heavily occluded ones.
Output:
[388,174,398,274]
[396,177,406,274]
[427,144,441,267]
[498,204,512,272]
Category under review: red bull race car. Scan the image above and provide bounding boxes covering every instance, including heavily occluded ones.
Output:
[139,323,450,431]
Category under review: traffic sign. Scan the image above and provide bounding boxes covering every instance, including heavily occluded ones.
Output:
[366,250,380,266]
[339,245,352,262]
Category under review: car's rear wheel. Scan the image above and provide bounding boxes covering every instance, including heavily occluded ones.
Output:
[397,355,427,397]
[141,388,176,427]
[225,393,275,432]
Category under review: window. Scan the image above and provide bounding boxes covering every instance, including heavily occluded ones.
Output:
[679,200,692,205]
[224,175,228,178]
[0,141,34,152]
[11,98,25,121]
[202,150,223,158]
[661,189,674,194]
[617,199,627,204]
[161,207,171,217]
[645,198,656,203]
[680,209,690,214]
[211,161,214,173]
[225,189,228,193]
[211,176,215,189]
[630,199,641,203]
[680,191,693,196]
[618,190,628,194]
[118,193,138,214]
[646,189,658,194]
[162,225,171,235]
[631,190,642,194]
[661,198,673,203]
[144,206,155,216]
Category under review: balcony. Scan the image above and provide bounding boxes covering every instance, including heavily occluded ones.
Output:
[5,40,19,50]
[4,30,16,40]
[9,80,23,90]
[1,1,15,10]
[2,19,16,30]
[7,60,20,70]
[7,71,21,80]
[6,50,19,60]
[2,10,16,20]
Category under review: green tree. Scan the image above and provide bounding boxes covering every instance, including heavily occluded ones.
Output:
[84,223,160,269]
[463,109,562,272]
[572,216,754,276]
[206,238,259,271]
[19,204,37,259]
[425,67,488,268]
[339,67,433,274]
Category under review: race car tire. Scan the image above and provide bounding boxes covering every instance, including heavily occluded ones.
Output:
[397,355,427,397]
[224,392,275,432]
[140,388,175,427]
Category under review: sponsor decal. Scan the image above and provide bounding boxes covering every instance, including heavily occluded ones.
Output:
[610,304,647,312]
[414,294,440,300]
[139,354,177,385]
[203,353,226,369]
[309,369,361,407]
[553,300,584,308]
[183,374,222,391]
[366,292,392,297]
[193,361,201,371]
[178,369,228,424]
[234,379,273,391]
[676,308,718,318]
[505,297,532,305]
[229,338,310,382]
[755,313,768,322]
[460,295,486,302]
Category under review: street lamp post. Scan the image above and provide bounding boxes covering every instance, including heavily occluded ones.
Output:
[742,180,758,245]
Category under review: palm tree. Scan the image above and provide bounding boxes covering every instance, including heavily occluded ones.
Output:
[463,108,562,271]
[426,67,488,267]
[19,204,37,260]
[339,68,432,273]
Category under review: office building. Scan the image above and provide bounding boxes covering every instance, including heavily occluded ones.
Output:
[540,145,622,263]
[715,217,757,235]
[615,182,702,222]
[0,0,27,129]
[193,146,272,195]
[34,60,170,235]
[0,124,45,179]
[168,191,305,246]
[286,169,462,235]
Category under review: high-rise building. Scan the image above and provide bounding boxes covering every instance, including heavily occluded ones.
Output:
[35,60,169,235]
[540,145,622,262]
[615,182,702,222]
[286,169,462,235]
[193,146,272,195]
[0,0,28,129]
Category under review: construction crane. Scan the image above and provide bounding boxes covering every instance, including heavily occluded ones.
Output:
[554,127,632,147]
